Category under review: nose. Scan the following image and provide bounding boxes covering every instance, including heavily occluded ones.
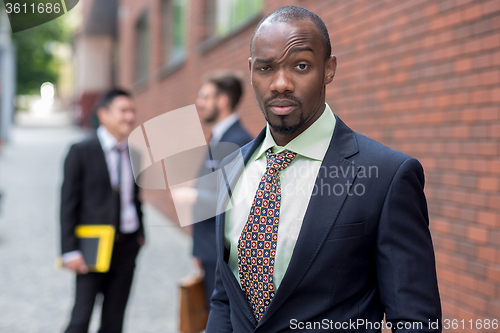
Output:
[269,69,294,94]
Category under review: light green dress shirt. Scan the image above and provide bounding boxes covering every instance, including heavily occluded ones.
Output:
[224,103,336,290]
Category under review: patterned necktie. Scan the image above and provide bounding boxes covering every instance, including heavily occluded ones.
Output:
[237,148,297,321]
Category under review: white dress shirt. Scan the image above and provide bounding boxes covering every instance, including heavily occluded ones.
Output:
[96,126,139,234]
[224,103,336,290]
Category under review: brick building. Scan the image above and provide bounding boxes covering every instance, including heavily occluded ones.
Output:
[77,0,500,329]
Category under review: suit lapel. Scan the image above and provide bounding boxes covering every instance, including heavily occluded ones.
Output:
[258,116,361,326]
[216,128,266,218]
[90,135,112,189]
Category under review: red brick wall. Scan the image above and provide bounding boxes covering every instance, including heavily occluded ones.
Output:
[117,0,500,328]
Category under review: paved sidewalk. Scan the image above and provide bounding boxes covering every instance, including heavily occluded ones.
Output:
[0,124,196,333]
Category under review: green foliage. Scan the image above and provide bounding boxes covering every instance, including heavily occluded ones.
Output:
[215,0,263,37]
[11,16,71,95]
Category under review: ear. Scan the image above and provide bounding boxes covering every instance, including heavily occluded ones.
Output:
[96,106,107,125]
[217,93,230,110]
[324,55,337,84]
[248,57,253,85]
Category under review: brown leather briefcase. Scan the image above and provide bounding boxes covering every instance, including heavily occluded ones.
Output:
[179,274,208,333]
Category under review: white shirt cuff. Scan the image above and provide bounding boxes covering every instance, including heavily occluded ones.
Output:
[62,251,83,264]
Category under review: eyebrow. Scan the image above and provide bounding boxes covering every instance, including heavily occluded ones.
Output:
[254,46,314,63]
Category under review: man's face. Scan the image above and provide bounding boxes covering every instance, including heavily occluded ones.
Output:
[99,96,136,140]
[249,20,335,138]
[196,82,220,124]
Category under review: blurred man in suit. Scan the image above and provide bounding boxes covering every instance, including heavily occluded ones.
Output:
[193,72,252,307]
[207,6,441,332]
[60,89,145,333]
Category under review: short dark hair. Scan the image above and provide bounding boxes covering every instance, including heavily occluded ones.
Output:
[250,6,332,61]
[98,88,132,109]
[205,72,244,111]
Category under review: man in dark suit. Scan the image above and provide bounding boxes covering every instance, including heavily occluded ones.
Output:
[206,6,441,332]
[192,72,252,307]
[60,89,145,333]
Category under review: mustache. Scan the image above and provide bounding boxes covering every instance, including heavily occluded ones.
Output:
[265,95,302,107]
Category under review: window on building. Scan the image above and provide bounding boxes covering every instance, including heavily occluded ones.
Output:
[162,0,187,66]
[209,0,263,38]
[135,12,149,83]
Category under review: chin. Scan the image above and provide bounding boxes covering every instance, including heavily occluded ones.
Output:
[268,117,305,135]
[121,127,133,137]
[269,124,303,135]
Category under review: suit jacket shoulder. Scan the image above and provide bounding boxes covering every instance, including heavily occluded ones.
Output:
[220,120,253,147]
[71,133,102,152]
[355,132,412,163]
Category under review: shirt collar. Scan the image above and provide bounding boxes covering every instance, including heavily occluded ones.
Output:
[211,113,239,142]
[97,126,126,151]
[254,103,336,162]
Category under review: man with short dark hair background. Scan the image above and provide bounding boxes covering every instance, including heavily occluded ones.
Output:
[207,6,441,332]
[60,89,145,333]
[192,72,252,307]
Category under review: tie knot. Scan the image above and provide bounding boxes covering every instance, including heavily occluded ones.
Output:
[114,143,127,152]
[265,149,296,171]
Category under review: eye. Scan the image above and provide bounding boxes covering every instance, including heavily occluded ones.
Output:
[259,66,271,72]
[295,63,309,71]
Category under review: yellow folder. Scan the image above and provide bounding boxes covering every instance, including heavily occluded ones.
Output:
[75,225,115,272]
[56,225,115,273]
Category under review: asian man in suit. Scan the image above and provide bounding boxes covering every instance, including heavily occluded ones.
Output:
[192,72,252,307]
[206,6,441,332]
[60,89,145,333]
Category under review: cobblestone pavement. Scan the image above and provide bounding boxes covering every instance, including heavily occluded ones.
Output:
[0,124,196,333]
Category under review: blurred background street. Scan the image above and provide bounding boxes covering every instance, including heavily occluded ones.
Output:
[0,116,195,332]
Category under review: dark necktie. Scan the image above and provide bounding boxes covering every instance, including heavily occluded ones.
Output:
[113,145,126,239]
[237,148,297,321]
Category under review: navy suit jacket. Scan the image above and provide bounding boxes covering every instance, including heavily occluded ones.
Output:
[206,115,441,332]
[192,120,252,263]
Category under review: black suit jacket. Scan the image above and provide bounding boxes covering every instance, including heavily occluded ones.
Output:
[206,115,441,332]
[192,120,252,263]
[60,135,144,254]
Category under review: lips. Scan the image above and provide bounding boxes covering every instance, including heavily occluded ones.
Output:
[268,99,297,116]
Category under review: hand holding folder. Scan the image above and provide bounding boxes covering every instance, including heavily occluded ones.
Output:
[65,255,89,274]
[57,225,116,273]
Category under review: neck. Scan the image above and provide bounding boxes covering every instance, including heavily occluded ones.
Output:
[104,126,124,143]
[215,108,233,124]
